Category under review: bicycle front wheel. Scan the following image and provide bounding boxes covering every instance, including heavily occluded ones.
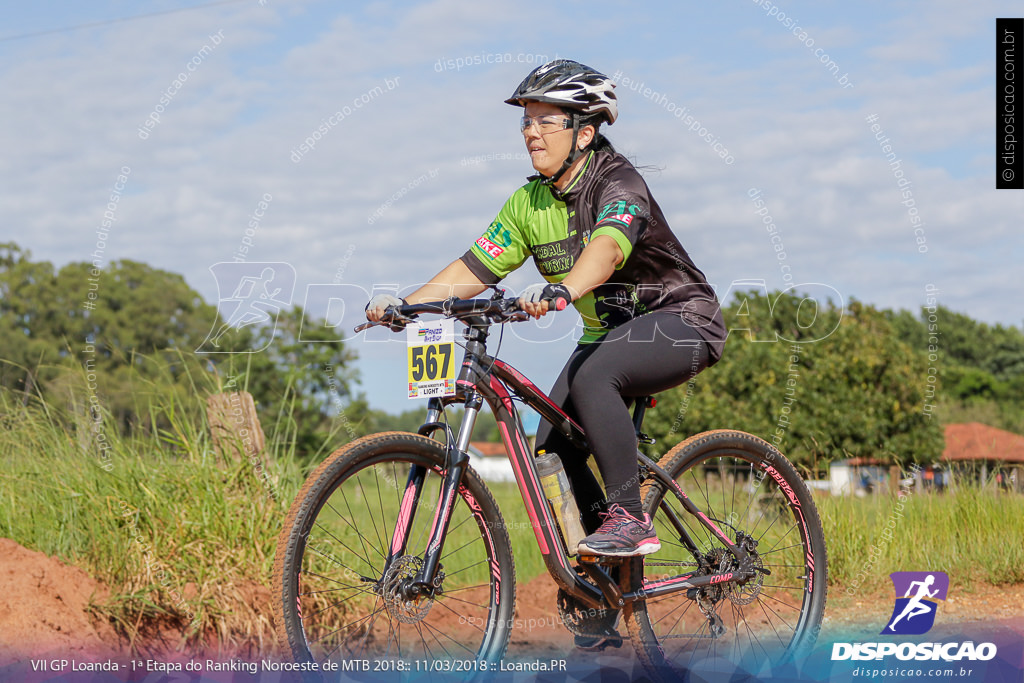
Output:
[274,432,516,669]
[623,430,828,681]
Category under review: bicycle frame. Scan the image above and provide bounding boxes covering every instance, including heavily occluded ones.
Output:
[379,301,756,612]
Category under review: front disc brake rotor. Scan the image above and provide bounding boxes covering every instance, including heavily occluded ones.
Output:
[382,556,434,624]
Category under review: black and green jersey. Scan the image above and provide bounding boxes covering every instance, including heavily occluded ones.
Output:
[460,150,726,358]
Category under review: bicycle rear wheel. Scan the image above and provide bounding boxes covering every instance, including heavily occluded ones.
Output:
[623,430,827,681]
[274,432,516,671]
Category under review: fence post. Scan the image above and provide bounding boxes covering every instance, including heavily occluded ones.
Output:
[888,465,901,495]
[206,391,265,462]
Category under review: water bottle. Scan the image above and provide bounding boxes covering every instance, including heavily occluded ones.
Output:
[535,451,588,553]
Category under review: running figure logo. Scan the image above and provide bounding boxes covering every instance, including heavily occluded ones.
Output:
[198,262,295,353]
[882,571,949,635]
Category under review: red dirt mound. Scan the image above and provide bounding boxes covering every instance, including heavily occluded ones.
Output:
[0,538,122,661]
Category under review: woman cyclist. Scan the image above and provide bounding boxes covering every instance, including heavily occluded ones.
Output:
[367,59,726,559]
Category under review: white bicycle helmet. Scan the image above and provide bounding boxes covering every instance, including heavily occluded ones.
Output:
[505,59,618,125]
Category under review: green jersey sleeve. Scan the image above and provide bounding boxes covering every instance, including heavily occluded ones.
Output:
[460,186,533,284]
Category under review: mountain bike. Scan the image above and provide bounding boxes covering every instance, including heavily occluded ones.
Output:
[273,290,828,681]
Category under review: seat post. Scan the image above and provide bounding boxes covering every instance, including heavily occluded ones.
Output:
[632,396,657,443]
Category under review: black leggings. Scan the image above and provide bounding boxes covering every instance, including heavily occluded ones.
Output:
[535,312,712,529]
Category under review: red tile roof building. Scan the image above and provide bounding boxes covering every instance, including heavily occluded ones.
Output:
[941,422,1024,464]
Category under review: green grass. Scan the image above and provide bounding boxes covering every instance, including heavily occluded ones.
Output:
[0,385,304,650]
[0,368,546,652]
[818,485,1024,590]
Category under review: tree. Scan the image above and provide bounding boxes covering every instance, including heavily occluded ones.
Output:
[0,243,65,394]
[887,302,1024,434]
[644,291,944,472]
[0,243,362,456]
[226,305,363,458]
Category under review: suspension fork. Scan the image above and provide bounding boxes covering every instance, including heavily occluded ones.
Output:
[380,396,482,593]
[408,391,482,595]
[382,399,446,572]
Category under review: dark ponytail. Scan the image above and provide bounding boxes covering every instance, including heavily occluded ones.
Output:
[577,111,616,154]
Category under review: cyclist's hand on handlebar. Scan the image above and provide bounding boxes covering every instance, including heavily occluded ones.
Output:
[365,293,406,323]
[517,283,572,319]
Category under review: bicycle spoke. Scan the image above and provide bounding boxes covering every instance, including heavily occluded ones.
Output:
[307,590,377,618]
[304,539,376,585]
[444,510,476,538]
[331,490,387,566]
[301,568,368,588]
[359,472,388,561]
[312,603,385,649]
[435,592,492,618]
[735,600,772,662]
[751,489,788,543]
[757,589,802,617]
[759,540,803,557]
[685,468,719,549]
[299,586,360,597]
[414,620,442,662]
[440,533,482,562]
[439,557,488,579]
[417,618,462,658]
[441,582,490,594]
[729,463,739,532]
[755,595,790,648]
[758,584,806,595]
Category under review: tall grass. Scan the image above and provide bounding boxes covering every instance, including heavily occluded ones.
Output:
[0,361,545,654]
[819,485,1024,590]
[0,367,305,653]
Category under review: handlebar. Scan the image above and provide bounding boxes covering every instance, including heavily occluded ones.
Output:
[355,292,569,333]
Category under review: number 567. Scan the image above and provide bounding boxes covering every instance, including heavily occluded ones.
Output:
[410,344,452,381]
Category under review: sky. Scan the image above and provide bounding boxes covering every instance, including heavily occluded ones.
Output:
[2,0,1022,415]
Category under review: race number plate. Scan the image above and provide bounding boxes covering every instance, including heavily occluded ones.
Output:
[406,320,456,399]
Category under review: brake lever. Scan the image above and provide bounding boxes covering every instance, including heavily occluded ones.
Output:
[354,317,413,333]
[354,304,417,333]
[489,297,529,324]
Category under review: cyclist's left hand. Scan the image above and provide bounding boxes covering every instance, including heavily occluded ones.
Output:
[518,283,572,319]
